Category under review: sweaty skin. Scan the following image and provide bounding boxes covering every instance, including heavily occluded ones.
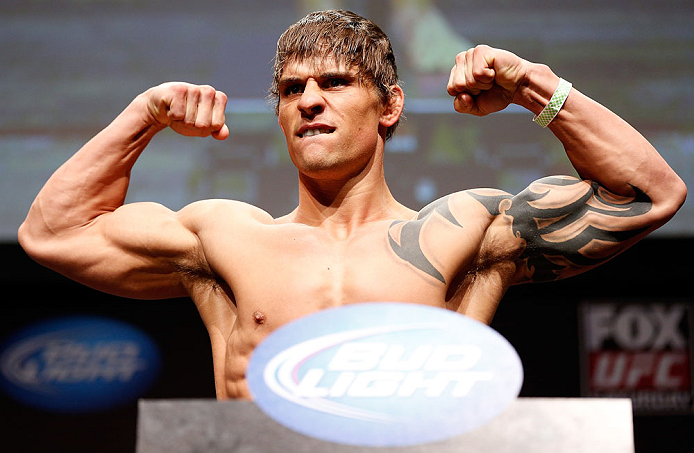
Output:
[18,44,686,400]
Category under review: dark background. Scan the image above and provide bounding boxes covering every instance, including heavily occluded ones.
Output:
[3,240,692,453]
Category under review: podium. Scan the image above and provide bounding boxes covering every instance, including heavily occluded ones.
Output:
[136,398,634,452]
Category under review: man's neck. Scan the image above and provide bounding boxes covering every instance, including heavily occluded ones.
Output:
[284,163,414,238]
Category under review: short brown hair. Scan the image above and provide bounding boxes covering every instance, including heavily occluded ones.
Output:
[270,10,401,140]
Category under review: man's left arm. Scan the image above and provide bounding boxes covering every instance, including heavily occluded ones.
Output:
[448,45,687,282]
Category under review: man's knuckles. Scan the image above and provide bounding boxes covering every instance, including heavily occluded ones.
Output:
[197,85,217,100]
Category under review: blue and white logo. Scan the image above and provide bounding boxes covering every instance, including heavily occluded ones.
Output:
[0,316,161,413]
[247,303,523,447]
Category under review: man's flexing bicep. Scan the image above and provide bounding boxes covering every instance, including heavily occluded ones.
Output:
[18,82,230,299]
[21,201,207,300]
[469,176,654,283]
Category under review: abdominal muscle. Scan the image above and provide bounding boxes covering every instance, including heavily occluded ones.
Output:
[203,294,326,400]
[222,328,255,399]
[216,307,502,400]
[187,205,509,400]
[215,302,348,400]
[193,271,511,400]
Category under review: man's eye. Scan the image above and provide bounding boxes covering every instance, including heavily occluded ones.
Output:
[327,78,346,88]
[284,85,303,95]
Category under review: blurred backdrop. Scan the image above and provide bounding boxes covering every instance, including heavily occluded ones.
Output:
[1,1,692,452]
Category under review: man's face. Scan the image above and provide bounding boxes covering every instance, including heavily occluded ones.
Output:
[277,58,387,181]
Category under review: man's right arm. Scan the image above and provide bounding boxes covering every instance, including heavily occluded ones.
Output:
[18,82,229,299]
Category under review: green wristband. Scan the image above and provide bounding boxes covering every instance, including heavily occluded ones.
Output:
[533,78,572,128]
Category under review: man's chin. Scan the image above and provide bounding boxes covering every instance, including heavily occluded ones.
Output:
[296,159,367,183]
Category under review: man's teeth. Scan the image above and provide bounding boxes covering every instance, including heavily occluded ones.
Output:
[302,128,333,137]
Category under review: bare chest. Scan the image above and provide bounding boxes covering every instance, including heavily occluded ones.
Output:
[203,221,480,329]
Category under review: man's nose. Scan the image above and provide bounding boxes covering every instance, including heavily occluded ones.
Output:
[298,81,325,116]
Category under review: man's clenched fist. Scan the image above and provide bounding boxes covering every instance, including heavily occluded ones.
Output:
[447,45,528,116]
[145,82,229,140]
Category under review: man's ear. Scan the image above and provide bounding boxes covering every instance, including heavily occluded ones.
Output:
[380,85,404,128]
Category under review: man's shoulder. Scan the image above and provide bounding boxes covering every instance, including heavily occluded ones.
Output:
[456,188,513,217]
[177,199,276,229]
[417,189,512,222]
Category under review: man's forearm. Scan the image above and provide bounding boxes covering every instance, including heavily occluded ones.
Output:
[515,62,686,211]
[19,94,163,241]
[19,82,228,263]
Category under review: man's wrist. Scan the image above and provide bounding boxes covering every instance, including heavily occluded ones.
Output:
[512,63,561,116]
[533,78,572,127]
[127,92,169,135]
[101,94,167,146]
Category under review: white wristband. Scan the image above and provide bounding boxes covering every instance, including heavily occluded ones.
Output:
[533,78,572,128]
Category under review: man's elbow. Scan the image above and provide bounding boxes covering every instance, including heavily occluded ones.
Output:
[653,175,687,227]
[17,219,61,268]
[667,176,687,215]
[18,220,42,262]
[18,220,37,255]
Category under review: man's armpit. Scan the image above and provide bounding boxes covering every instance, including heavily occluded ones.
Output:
[468,176,653,283]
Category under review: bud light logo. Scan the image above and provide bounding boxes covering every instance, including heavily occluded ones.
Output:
[247,303,523,446]
[0,316,161,413]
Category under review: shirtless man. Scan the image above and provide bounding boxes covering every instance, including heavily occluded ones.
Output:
[17,10,686,400]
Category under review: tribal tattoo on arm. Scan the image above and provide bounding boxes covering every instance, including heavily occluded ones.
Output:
[388,195,462,284]
[469,176,653,282]
[387,176,653,285]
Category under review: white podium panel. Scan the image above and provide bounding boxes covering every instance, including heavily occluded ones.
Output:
[136,398,634,453]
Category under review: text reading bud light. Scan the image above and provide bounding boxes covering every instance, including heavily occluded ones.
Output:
[0,316,161,413]
[247,303,523,447]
